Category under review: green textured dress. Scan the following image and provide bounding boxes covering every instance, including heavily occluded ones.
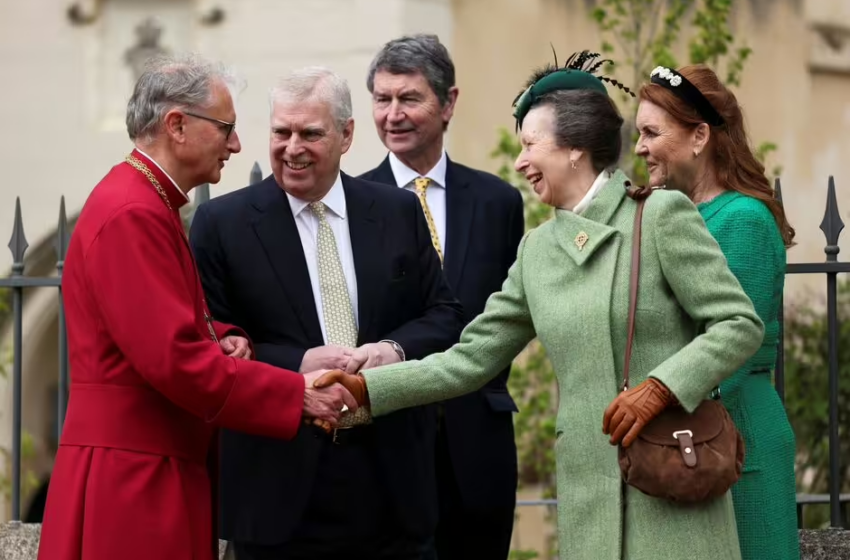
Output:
[698,191,800,560]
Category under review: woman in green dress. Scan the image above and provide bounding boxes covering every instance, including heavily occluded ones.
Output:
[634,64,800,560]
[315,52,764,560]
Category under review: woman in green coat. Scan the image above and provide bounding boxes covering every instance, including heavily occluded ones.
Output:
[635,64,800,560]
[315,53,764,560]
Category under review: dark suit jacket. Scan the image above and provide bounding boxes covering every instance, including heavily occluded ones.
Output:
[360,155,524,509]
[189,172,464,545]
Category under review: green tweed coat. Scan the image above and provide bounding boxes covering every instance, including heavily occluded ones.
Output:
[363,171,764,560]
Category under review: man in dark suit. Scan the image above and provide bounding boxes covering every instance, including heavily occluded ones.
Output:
[360,35,525,560]
[189,66,464,560]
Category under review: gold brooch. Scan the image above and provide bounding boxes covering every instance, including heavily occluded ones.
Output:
[575,231,589,251]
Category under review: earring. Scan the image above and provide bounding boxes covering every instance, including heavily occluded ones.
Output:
[570,160,577,170]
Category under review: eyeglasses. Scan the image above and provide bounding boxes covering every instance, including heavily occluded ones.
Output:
[184,111,236,140]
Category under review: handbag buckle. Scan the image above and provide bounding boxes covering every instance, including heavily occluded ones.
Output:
[672,430,698,468]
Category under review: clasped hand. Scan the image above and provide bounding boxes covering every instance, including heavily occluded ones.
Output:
[299,342,400,374]
[299,342,392,431]
[301,369,361,429]
[307,369,370,433]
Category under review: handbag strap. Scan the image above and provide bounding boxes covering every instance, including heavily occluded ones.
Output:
[622,188,654,391]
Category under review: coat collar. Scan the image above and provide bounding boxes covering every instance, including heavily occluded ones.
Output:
[368,155,396,184]
[342,173,382,341]
[388,150,448,189]
[129,148,191,211]
[285,172,347,220]
[443,158,474,286]
[697,190,741,221]
[553,169,631,266]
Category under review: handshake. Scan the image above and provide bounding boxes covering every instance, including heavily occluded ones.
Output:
[300,342,395,432]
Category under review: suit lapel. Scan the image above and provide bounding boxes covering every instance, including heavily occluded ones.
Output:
[249,178,323,345]
[444,158,475,287]
[343,174,383,343]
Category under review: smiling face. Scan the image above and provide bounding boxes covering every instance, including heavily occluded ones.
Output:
[269,97,354,201]
[371,70,456,166]
[634,100,701,191]
[513,105,574,208]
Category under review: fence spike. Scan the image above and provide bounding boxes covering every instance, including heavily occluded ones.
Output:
[250,161,263,185]
[774,177,783,204]
[55,196,70,264]
[820,176,844,261]
[8,197,29,272]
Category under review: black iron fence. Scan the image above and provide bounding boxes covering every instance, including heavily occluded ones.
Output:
[0,171,847,529]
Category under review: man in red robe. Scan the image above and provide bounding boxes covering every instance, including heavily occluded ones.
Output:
[36,54,357,560]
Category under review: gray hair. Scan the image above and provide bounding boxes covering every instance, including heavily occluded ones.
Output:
[268,66,352,130]
[126,53,240,144]
[533,89,624,173]
[366,34,455,105]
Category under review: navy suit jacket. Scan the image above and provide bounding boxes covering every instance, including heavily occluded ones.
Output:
[189,172,464,544]
[360,155,524,509]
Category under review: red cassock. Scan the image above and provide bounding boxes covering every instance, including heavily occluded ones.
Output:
[37,150,306,560]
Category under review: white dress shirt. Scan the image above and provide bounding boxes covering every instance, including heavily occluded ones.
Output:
[573,169,612,215]
[135,148,191,203]
[286,173,359,345]
[389,150,448,256]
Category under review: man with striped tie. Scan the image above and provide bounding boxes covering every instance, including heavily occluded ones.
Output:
[189,66,464,560]
[360,34,526,560]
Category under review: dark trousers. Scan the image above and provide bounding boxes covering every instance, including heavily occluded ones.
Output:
[431,420,515,560]
[234,425,429,560]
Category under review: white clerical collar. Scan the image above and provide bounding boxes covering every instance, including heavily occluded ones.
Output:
[286,172,347,220]
[573,170,611,215]
[134,148,191,202]
[388,150,448,190]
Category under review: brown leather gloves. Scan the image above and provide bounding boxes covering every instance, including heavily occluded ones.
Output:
[602,378,674,447]
[309,370,371,434]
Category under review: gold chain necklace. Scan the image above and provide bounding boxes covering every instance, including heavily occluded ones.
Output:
[125,154,173,211]
[123,153,218,342]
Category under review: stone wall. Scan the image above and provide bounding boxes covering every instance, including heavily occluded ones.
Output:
[2,522,849,559]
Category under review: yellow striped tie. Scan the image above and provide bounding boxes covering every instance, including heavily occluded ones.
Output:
[413,177,444,265]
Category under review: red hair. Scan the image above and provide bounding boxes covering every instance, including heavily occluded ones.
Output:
[639,64,795,247]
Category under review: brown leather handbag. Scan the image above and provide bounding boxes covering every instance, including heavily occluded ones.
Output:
[616,187,745,504]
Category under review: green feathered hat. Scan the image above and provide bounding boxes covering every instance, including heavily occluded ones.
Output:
[512,49,634,130]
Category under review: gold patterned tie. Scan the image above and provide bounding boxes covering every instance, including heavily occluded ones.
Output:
[413,177,444,265]
[309,201,371,427]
